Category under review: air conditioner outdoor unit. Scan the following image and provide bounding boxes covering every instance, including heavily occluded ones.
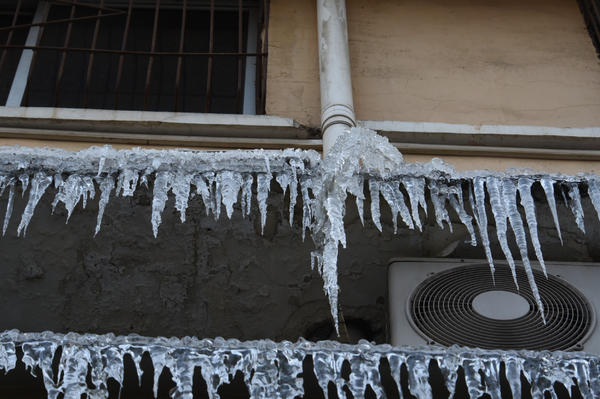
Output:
[388,258,599,354]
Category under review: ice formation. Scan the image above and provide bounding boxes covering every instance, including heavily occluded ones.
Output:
[0,330,598,398]
[1,128,600,331]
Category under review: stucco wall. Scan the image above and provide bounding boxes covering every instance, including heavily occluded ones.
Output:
[266,0,600,128]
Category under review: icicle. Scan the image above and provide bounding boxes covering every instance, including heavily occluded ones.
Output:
[368,179,383,232]
[172,173,193,223]
[21,341,61,399]
[406,354,432,399]
[428,181,452,231]
[402,177,427,231]
[312,352,347,399]
[518,178,548,278]
[322,240,340,333]
[481,358,502,399]
[386,353,406,399]
[588,179,600,223]
[346,351,385,399]
[486,177,519,289]
[80,176,95,209]
[94,175,115,236]
[97,156,106,176]
[503,179,546,323]
[276,171,290,198]
[0,340,16,373]
[346,175,365,226]
[241,174,253,218]
[256,173,272,234]
[117,169,139,197]
[52,175,91,222]
[540,177,563,244]
[17,172,52,237]
[300,177,313,241]
[471,178,495,281]
[217,171,243,219]
[462,358,485,399]
[436,355,459,399]
[193,173,214,216]
[151,171,173,237]
[381,181,414,233]
[2,181,15,236]
[566,182,585,234]
[503,356,524,399]
[18,173,29,197]
[445,184,477,246]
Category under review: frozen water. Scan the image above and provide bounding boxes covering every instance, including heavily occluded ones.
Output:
[486,177,519,290]
[518,178,548,278]
[566,182,586,233]
[1,129,600,331]
[17,172,52,237]
[541,177,563,244]
[0,330,598,399]
[471,178,495,281]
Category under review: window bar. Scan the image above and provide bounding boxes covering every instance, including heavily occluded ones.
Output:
[243,7,257,115]
[7,1,50,107]
[258,0,269,114]
[0,10,125,33]
[83,0,105,108]
[254,0,263,114]
[144,0,161,111]
[0,0,22,78]
[235,0,243,113]
[54,3,76,107]
[114,0,137,109]
[0,45,262,57]
[173,0,187,112]
[204,0,215,112]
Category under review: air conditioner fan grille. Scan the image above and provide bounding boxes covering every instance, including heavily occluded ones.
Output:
[407,264,594,351]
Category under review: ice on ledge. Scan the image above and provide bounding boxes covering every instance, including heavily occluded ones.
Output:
[1,129,600,331]
[0,330,598,398]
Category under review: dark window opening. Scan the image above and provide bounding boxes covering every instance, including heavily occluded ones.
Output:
[0,0,269,114]
[577,0,600,58]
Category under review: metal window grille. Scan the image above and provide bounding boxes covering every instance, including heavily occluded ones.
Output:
[0,0,269,114]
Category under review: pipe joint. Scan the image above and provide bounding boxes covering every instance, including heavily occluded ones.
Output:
[321,103,356,133]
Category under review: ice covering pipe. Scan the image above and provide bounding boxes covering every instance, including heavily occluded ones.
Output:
[317,0,357,155]
[1,329,600,398]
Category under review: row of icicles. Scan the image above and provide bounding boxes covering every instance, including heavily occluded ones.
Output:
[1,129,600,330]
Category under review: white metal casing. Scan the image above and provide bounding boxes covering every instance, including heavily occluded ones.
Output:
[388,258,600,354]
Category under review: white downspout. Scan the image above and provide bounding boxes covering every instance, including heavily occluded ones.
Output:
[317,0,357,156]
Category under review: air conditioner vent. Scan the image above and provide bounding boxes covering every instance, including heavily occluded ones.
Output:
[407,263,595,351]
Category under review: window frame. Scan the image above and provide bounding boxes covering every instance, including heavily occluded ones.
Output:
[0,0,267,115]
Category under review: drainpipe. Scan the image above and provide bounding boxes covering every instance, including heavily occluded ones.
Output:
[317,0,357,156]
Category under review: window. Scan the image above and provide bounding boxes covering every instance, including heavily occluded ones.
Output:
[0,0,268,114]
[577,0,600,58]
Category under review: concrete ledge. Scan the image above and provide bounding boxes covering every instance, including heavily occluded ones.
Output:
[0,106,318,141]
[361,120,600,150]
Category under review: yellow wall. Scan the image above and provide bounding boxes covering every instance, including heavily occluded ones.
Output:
[267,0,600,128]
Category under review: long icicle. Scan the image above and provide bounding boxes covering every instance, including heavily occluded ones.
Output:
[486,177,519,290]
[517,178,548,278]
[503,179,546,323]
[472,177,495,281]
[94,175,115,236]
[2,181,15,236]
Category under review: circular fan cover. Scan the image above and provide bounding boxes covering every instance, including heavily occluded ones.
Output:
[407,263,595,351]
